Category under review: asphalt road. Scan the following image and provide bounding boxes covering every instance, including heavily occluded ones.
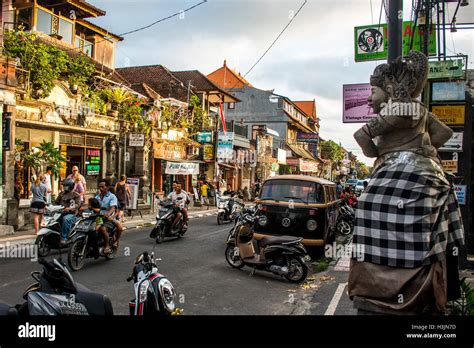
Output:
[0,215,356,315]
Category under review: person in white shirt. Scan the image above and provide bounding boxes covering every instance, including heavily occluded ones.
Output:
[167,183,190,231]
[43,167,53,204]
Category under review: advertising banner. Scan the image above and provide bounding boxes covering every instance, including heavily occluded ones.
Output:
[165,162,200,175]
[296,132,319,143]
[432,82,465,101]
[126,178,140,210]
[454,185,466,205]
[299,159,319,173]
[217,131,234,161]
[129,133,145,147]
[85,149,101,176]
[342,84,377,123]
[203,144,214,161]
[441,160,458,173]
[197,132,213,143]
[432,105,465,125]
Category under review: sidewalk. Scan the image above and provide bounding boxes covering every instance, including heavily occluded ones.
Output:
[0,205,219,244]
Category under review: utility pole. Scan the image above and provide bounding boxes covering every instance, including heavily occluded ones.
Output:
[388,0,403,63]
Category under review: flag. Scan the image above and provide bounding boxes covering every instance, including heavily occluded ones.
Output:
[219,103,227,133]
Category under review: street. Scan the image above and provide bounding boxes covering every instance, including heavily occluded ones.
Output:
[0,215,355,315]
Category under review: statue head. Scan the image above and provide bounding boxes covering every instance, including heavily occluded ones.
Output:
[368,51,428,114]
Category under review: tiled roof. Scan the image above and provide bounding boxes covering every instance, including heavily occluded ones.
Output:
[130,83,162,100]
[207,60,253,89]
[116,65,190,102]
[68,0,106,17]
[294,100,317,120]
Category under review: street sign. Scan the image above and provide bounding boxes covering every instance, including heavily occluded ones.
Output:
[439,132,463,152]
[354,21,436,62]
[441,160,457,174]
[428,59,464,79]
[454,185,466,205]
[432,82,465,102]
[432,105,465,125]
[129,133,145,147]
[197,132,213,143]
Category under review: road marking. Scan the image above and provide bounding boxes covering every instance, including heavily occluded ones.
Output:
[197,227,229,238]
[324,282,348,316]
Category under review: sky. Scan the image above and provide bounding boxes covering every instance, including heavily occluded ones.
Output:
[89,0,474,166]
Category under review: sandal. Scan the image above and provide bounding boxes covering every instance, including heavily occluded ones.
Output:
[112,240,119,249]
[103,247,111,255]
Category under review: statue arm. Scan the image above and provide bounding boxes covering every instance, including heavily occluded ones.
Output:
[428,114,453,148]
[354,126,379,158]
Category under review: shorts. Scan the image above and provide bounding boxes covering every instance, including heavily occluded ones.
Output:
[30,201,46,214]
[118,201,127,211]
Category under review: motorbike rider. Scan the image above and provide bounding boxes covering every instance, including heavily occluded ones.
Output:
[55,178,82,246]
[167,183,190,232]
[95,179,122,254]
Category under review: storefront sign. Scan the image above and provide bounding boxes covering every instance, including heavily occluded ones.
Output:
[126,178,140,210]
[432,82,465,101]
[2,112,12,151]
[154,143,186,160]
[203,144,214,161]
[197,132,213,144]
[217,131,234,161]
[432,105,465,125]
[454,185,466,205]
[441,160,458,173]
[165,162,199,175]
[277,149,287,164]
[129,133,145,147]
[428,59,464,79]
[296,132,319,143]
[85,149,101,176]
[299,159,319,173]
[439,132,463,152]
[354,21,436,62]
[342,84,377,123]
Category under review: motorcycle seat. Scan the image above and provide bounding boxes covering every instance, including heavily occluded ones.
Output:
[75,284,114,316]
[259,235,302,247]
[0,302,18,316]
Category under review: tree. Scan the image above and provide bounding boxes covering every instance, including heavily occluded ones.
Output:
[356,161,371,179]
[320,140,344,162]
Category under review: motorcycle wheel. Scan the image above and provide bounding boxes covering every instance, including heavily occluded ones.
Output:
[68,239,86,271]
[225,245,244,269]
[217,212,224,225]
[155,225,165,244]
[337,220,352,236]
[284,257,308,283]
[35,236,50,257]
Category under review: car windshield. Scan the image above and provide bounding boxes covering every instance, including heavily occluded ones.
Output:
[260,180,325,204]
[347,179,358,185]
[356,181,365,186]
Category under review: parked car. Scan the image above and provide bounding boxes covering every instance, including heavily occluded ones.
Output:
[345,178,358,189]
[355,180,366,196]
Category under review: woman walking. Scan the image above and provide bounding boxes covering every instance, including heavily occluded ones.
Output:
[30,174,47,234]
[115,175,131,223]
[73,174,85,203]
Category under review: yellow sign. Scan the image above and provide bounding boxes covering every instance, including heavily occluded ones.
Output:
[203,144,214,161]
[442,160,458,173]
[432,105,465,125]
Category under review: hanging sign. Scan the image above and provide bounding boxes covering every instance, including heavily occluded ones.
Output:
[203,144,214,161]
[129,133,145,147]
[432,82,465,101]
[165,162,199,175]
[432,105,465,125]
[441,160,458,173]
[439,132,463,152]
[85,149,101,176]
[428,59,464,79]
[342,84,377,123]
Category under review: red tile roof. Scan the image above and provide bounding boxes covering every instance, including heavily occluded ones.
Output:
[294,100,317,120]
[207,60,253,89]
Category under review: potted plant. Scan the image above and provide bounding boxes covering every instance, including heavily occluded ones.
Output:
[101,88,132,117]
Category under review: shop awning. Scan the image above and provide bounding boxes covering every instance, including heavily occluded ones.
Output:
[287,143,316,161]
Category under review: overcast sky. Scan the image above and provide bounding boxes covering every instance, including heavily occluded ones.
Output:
[90,0,474,166]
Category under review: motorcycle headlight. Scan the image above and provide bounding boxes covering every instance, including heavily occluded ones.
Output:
[41,219,49,227]
[306,219,318,231]
[158,278,176,313]
[139,280,150,303]
[258,215,268,226]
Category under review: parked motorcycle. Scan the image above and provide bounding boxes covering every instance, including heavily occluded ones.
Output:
[67,210,117,271]
[35,205,64,257]
[150,197,187,244]
[127,251,180,315]
[0,257,113,316]
[336,199,355,236]
[225,208,311,283]
[217,193,244,225]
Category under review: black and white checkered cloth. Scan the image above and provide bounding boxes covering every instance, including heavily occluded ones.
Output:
[352,162,464,268]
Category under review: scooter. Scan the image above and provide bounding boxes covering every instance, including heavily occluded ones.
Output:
[225,209,311,283]
[35,205,64,257]
[336,199,355,236]
[67,210,118,271]
[150,197,187,244]
[127,251,180,316]
[217,194,244,225]
[0,257,113,316]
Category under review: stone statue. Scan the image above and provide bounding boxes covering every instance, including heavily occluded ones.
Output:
[349,51,465,315]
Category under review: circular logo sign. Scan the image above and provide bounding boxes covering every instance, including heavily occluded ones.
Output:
[281,218,291,228]
[358,28,383,53]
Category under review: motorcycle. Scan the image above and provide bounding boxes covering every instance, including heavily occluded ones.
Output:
[217,193,244,225]
[126,251,180,316]
[34,205,64,257]
[150,197,187,244]
[336,199,355,236]
[0,257,113,316]
[225,208,311,283]
[67,210,118,271]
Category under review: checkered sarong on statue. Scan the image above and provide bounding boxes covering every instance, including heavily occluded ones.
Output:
[352,161,464,269]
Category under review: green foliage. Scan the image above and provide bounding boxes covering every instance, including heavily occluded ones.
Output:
[450,278,474,316]
[189,95,211,134]
[321,140,344,162]
[68,56,96,91]
[356,161,371,179]
[86,90,107,115]
[102,88,132,109]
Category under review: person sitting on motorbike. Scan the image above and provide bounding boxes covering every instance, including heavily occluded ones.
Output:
[55,178,82,246]
[340,186,357,206]
[95,179,122,254]
[223,184,235,196]
[167,183,190,232]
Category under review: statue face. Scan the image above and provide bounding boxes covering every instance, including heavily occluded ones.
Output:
[368,86,388,114]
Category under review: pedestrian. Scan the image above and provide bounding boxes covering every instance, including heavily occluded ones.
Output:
[73,174,85,203]
[30,174,47,235]
[43,166,53,204]
[67,166,87,193]
[336,180,343,196]
[115,175,132,223]
[200,181,210,210]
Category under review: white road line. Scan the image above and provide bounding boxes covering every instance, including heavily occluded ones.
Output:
[324,282,348,316]
[197,228,229,238]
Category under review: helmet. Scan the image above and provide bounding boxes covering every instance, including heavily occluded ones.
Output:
[62,178,75,192]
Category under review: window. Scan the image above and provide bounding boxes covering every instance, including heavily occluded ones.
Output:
[36,8,52,34]
[260,180,325,204]
[59,18,73,44]
[228,102,235,109]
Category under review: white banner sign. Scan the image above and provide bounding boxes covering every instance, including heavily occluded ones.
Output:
[439,132,463,152]
[277,148,287,164]
[129,133,145,147]
[165,162,199,175]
